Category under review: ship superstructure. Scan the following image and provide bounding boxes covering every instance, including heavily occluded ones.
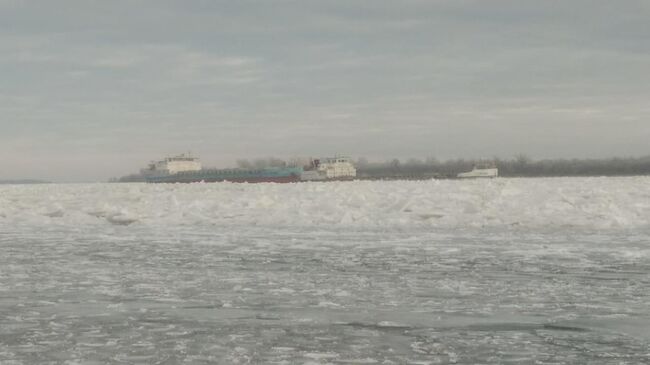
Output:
[301,156,357,181]
[141,154,202,176]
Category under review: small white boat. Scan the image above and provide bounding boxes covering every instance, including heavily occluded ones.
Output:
[457,166,498,178]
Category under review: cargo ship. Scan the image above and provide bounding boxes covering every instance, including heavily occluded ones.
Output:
[141,154,303,183]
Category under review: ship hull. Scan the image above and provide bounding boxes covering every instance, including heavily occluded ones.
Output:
[145,167,303,184]
[148,176,301,184]
[204,176,300,183]
[301,176,356,182]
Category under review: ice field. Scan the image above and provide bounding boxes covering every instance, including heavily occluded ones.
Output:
[1,178,650,364]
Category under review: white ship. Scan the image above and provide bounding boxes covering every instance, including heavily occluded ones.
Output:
[140,153,202,177]
[457,165,498,179]
[301,156,357,181]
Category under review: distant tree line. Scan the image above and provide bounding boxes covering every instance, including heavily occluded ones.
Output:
[355,155,650,178]
[232,154,650,178]
[236,157,291,169]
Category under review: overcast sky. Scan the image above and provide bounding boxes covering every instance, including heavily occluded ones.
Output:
[1,0,649,181]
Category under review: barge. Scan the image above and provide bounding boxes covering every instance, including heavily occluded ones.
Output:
[141,154,303,183]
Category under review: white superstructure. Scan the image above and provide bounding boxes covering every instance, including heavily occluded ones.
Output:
[141,154,202,176]
[457,166,498,178]
[302,156,357,181]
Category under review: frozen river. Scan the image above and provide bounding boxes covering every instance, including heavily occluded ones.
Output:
[1,178,649,364]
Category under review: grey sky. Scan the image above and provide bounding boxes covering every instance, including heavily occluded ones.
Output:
[1,0,649,181]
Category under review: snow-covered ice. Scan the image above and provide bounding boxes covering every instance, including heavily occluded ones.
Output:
[1,178,649,363]
[1,177,649,230]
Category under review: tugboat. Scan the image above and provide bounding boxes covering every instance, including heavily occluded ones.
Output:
[300,156,357,181]
[141,154,303,183]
